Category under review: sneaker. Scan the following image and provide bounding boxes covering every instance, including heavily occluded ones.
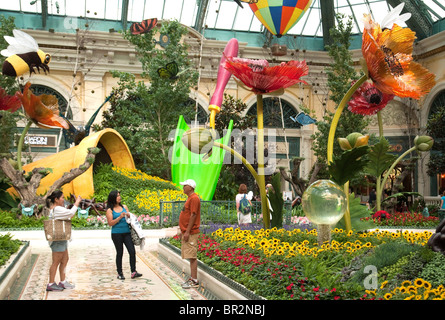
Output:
[117,274,125,280]
[181,278,199,289]
[46,283,64,291]
[131,271,142,279]
[59,280,75,289]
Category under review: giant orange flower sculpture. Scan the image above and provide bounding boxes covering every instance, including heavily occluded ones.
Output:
[224,57,308,95]
[16,82,69,129]
[362,15,436,99]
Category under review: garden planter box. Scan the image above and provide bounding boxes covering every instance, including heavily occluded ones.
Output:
[158,239,265,300]
[0,241,31,300]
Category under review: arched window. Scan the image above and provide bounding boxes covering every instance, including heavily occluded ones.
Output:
[429,90,445,115]
[428,90,445,194]
[246,97,301,128]
[29,84,72,120]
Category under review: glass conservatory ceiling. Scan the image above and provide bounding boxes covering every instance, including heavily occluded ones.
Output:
[0,0,444,50]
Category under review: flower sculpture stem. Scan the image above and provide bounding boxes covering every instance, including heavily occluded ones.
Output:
[212,94,270,229]
[377,111,384,138]
[213,142,260,182]
[327,74,368,233]
[327,74,368,164]
[213,141,269,228]
[376,146,415,211]
[223,56,307,229]
[256,94,270,229]
[16,120,33,172]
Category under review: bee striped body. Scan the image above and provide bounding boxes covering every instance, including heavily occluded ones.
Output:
[1,30,51,77]
[3,50,50,77]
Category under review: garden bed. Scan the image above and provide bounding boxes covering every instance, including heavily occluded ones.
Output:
[165,226,445,300]
[0,240,31,300]
[158,238,265,300]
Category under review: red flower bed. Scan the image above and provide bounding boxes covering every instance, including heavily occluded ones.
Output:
[363,211,439,227]
[197,234,265,269]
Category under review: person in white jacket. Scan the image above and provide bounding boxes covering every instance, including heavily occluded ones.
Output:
[46,190,81,291]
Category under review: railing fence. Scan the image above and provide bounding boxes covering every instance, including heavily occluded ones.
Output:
[159,200,294,227]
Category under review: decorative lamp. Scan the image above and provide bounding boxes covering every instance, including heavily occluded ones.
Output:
[302,179,347,244]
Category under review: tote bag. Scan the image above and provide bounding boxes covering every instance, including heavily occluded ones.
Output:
[44,209,72,241]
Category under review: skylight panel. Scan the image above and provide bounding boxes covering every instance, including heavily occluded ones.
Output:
[128,0,145,22]
[86,0,106,19]
[143,0,164,21]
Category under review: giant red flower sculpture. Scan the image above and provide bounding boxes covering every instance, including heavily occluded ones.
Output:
[348,81,394,116]
[362,15,436,99]
[224,57,308,95]
[15,82,69,129]
[0,87,21,113]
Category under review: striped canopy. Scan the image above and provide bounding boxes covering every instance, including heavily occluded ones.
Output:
[249,0,312,37]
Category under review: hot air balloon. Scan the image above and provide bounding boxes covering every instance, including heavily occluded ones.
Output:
[249,0,312,37]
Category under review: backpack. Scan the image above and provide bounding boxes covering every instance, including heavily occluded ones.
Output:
[239,194,252,215]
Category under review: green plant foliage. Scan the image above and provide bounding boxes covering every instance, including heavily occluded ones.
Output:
[397,247,436,281]
[311,13,370,174]
[328,145,370,186]
[99,20,199,179]
[351,242,422,285]
[419,252,445,286]
[427,106,445,176]
[268,173,284,229]
[0,233,21,267]
[213,166,237,201]
[365,138,398,178]
[0,210,46,228]
[0,180,20,210]
[93,163,180,205]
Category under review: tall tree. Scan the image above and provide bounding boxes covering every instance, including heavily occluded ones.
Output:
[427,105,445,178]
[311,13,371,182]
[0,16,21,157]
[99,20,199,179]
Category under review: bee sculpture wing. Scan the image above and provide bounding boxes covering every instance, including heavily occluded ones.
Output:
[1,29,39,57]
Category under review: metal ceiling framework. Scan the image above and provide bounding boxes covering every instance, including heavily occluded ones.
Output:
[1,0,444,50]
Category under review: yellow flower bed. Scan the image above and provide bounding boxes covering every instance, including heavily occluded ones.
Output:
[212,227,433,259]
[209,226,439,299]
[112,166,177,187]
[134,189,187,213]
[366,278,445,300]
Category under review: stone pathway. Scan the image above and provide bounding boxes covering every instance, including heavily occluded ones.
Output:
[1,229,206,301]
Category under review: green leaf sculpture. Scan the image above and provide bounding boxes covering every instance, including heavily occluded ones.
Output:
[365,138,397,177]
[334,193,376,231]
[328,145,370,186]
[268,172,284,229]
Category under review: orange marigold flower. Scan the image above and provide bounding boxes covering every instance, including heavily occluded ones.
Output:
[15,82,69,129]
[362,22,436,99]
[224,57,308,95]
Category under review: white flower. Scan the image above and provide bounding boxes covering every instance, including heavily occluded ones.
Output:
[380,3,411,29]
[363,3,411,31]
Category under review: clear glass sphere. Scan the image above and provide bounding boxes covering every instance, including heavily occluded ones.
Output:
[302,179,346,225]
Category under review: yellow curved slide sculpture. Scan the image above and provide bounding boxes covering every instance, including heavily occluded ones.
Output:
[21,128,135,198]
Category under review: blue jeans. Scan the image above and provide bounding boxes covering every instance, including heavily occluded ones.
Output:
[111,232,136,274]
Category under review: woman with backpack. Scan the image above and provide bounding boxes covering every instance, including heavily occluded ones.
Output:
[236,184,253,226]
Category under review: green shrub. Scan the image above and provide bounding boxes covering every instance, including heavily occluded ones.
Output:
[398,247,436,282]
[351,242,422,284]
[419,252,445,286]
[93,163,179,206]
[0,210,45,229]
[0,233,21,267]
